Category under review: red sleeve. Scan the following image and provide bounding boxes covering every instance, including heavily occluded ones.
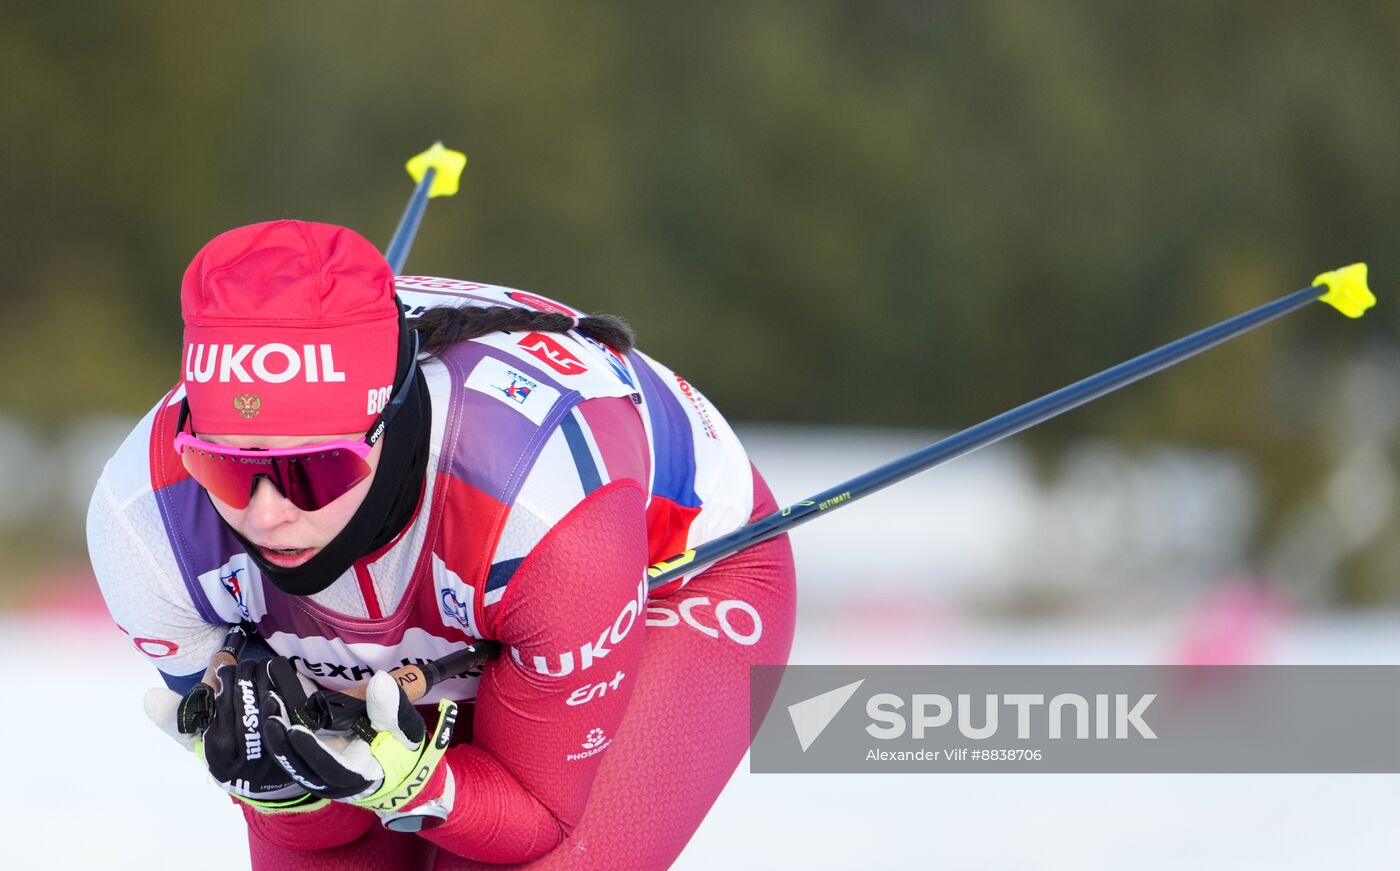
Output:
[239,797,376,852]
[421,479,649,863]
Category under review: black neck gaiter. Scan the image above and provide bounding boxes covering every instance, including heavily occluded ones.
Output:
[223,323,432,598]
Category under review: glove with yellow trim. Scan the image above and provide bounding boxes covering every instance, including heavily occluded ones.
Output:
[262,670,458,832]
[144,657,329,815]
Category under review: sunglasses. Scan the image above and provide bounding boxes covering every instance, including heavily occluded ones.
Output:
[174,334,419,512]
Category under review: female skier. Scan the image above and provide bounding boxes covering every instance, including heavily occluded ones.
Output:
[87,219,796,869]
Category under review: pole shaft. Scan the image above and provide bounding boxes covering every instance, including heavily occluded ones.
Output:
[647,282,1326,588]
[384,166,437,274]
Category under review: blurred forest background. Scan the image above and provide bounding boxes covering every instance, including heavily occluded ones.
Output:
[2,2,1397,608]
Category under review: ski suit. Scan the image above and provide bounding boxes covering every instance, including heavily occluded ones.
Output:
[87,277,797,869]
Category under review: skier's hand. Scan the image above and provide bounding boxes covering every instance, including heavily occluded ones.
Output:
[263,670,458,830]
[146,657,328,814]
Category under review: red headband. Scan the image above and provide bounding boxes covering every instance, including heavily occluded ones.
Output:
[180,220,400,436]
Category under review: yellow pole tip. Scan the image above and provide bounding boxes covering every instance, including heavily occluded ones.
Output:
[1314,263,1376,318]
[405,142,468,198]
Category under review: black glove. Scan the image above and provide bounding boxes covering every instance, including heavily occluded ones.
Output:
[175,657,318,809]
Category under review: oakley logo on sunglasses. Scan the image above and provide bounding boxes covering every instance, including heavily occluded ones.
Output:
[184,343,347,384]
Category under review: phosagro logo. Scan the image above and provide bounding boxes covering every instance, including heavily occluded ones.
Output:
[566,727,613,762]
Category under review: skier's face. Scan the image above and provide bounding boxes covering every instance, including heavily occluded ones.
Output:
[198,431,384,569]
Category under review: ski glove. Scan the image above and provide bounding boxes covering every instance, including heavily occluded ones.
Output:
[145,657,327,814]
[262,669,458,831]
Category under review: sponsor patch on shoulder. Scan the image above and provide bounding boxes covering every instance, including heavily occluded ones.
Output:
[465,357,561,424]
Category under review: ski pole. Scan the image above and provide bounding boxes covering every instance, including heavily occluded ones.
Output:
[384,141,467,274]
[336,264,1376,694]
[641,264,1375,588]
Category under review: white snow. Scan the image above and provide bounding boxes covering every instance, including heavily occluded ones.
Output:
[7,610,1400,870]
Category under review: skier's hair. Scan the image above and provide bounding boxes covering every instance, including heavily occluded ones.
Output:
[408,305,636,361]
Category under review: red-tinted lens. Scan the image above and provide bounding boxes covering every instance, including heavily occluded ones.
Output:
[180,447,371,511]
[270,449,373,511]
[179,446,258,508]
